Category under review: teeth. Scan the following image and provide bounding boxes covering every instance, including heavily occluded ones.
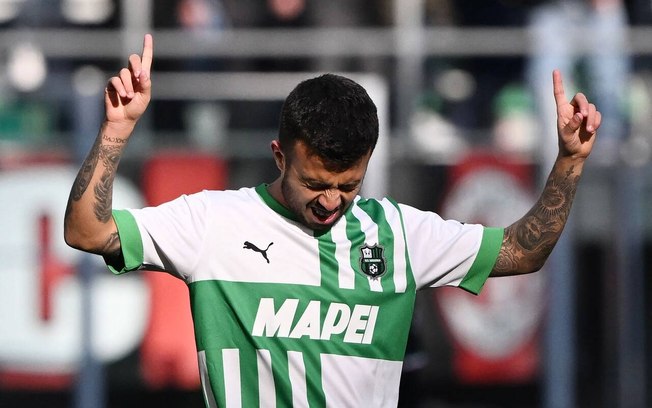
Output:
[313,207,333,218]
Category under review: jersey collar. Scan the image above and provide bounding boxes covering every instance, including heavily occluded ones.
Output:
[255,183,299,222]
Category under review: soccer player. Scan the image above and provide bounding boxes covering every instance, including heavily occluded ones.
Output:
[64,34,600,407]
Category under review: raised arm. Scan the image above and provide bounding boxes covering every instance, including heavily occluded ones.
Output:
[491,70,602,276]
[64,34,153,260]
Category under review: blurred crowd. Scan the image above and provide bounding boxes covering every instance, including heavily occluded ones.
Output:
[1,0,650,168]
[2,2,652,408]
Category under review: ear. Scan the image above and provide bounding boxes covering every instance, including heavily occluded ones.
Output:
[271,140,285,173]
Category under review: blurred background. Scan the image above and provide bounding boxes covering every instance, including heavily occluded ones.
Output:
[1,0,651,407]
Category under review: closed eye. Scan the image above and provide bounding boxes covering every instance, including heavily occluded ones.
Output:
[302,178,360,193]
[305,183,358,193]
[305,183,330,191]
[338,184,359,193]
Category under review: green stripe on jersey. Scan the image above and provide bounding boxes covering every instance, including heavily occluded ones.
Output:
[386,197,417,292]
[108,209,143,275]
[204,348,227,407]
[190,280,414,359]
[190,279,415,408]
[303,348,326,408]
[343,206,374,291]
[315,199,398,293]
[315,229,338,289]
[459,226,504,294]
[356,198,396,293]
[270,347,293,407]
[239,347,260,407]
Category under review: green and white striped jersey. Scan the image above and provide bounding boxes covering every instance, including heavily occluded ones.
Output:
[109,184,503,407]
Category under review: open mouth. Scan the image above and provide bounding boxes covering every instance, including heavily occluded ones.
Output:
[311,206,339,224]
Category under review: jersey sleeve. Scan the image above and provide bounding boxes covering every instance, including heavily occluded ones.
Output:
[106,192,209,281]
[398,203,503,294]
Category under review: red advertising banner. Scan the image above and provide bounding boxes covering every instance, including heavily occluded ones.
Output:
[433,152,545,384]
[0,152,226,391]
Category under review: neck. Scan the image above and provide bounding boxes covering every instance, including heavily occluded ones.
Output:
[267,178,286,207]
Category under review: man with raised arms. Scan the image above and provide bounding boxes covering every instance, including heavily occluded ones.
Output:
[65,34,600,407]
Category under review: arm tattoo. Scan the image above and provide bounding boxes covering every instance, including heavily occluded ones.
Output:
[66,129,126,257]
[102,134,127,144]
[495,165,580,274]
[93,144,122,222]
[71,135,101,201]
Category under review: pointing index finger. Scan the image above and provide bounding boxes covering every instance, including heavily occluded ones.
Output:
[552,69,567,108]
[141,34,153,76]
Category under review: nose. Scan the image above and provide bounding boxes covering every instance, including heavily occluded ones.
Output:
[318,189,341,211]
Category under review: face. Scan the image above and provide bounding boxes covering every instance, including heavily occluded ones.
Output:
[271,140,371,231]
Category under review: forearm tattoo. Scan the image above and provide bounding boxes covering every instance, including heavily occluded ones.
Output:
[92,144,122,222]
[66,130,125,254]
[102,134,128,144]
[495,164,580,274]
[71,136,101,201]
[69,132,123,222]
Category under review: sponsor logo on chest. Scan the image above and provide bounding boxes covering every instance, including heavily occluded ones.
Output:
[251,298,379,345]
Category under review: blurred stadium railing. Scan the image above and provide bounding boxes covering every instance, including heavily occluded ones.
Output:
[1,1,651,408]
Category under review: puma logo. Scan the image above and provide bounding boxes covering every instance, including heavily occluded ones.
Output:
[243,241,274,264]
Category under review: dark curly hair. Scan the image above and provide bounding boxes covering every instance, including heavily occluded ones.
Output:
[278,74,379,172]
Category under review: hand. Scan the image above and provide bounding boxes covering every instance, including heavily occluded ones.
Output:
[104,34,153,129]
[553,69,601,159]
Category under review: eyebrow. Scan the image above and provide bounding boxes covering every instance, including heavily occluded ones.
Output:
[301,177,361,190]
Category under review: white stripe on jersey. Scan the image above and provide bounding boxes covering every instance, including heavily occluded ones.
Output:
[351,201,383,292]
[330,215,355,289]
[198,350,219,408]
[287,351,309,408]
[223,349,242,408]
[321,353,403,408]
[257,349,276,408]
[379,199,408,293]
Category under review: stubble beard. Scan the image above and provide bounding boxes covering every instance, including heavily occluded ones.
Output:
[280,177,346,231]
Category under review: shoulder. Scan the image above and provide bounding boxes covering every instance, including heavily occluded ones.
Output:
[134,186,260,219]
[349,196,413,231]
[197,186,277,218]
[199,186,259,204]
[353,195,434,222]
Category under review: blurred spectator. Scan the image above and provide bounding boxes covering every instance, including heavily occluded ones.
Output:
[0,0,119,152]
[267,0,305,22]
[216,1,391,135]
[177,0,226,30]
[220,0,306,29]
[424,0,455,26]
[302,0,391,72]
[424,0,529,136]
[220,0,310,72]
[177,0,230,151]
[526,0,631,165]
[220,0,391,72]
[150,0,229,150]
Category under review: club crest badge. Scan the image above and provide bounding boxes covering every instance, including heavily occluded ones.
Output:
[359,244,386,278]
